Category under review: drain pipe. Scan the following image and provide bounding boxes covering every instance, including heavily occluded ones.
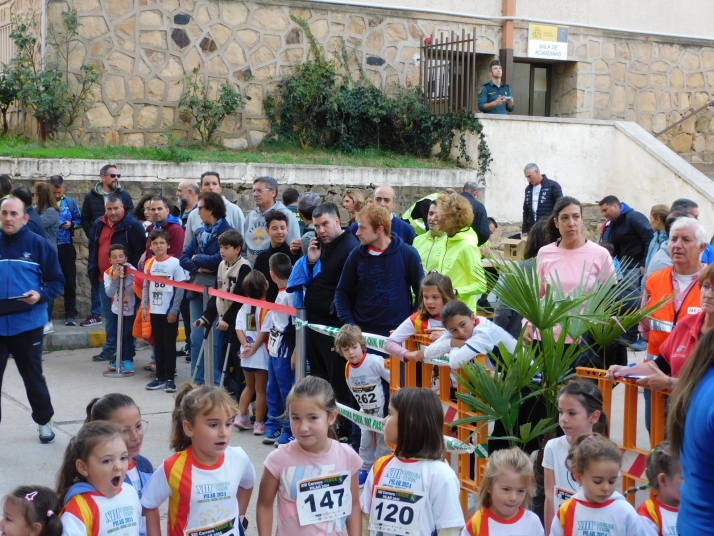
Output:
[309,0,714,42]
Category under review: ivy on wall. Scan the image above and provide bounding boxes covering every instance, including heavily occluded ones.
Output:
[265,16,492,175]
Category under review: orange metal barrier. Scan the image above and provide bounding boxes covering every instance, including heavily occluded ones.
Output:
[389,333,488,516]
[576,367,669,505]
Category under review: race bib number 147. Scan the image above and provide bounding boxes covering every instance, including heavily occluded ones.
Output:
[296,472,352,527]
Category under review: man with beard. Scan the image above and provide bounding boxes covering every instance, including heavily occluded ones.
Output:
[80,164,134,327]
[176,179,199,229]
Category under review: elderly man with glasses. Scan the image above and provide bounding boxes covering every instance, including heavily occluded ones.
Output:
[244,176,300,264]
[80,163,135,327]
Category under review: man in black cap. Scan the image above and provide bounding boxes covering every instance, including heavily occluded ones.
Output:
[478,59,515,114]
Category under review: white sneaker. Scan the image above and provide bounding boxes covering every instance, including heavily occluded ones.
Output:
[38,421,55,443]
[43,322,54,335]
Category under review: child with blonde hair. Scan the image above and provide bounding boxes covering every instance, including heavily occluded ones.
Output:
[462,447,543,535]
[336,324,391,486]
[142,384,255,536]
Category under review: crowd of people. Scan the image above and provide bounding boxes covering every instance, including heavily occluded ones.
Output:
[1,160,714,534]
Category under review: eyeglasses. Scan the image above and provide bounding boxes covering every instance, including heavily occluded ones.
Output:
[252,188,273,195]
[106,173,121,178]
[121,420,148,438]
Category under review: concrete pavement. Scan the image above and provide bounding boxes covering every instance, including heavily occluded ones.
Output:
[0,345,653,530]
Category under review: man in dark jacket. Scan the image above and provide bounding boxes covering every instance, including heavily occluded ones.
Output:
[80,164,134,327]
[11,188,46,239]
[302,202,359,440]
[0,196,64,443]
[599,196,654,270]
[146,196,185,258]
[599,195,654,350]
[522,163,563,236]
[349,185,415,245]
[87,194,146,362]
[461,182,491,245]
[335,204,424,336]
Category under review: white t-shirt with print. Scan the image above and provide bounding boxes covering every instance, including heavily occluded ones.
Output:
[144,256,186,315]
[272,289,295,333]
[360,456,464,536]
[345,353,390,418]
[461,507,544,536]
[62,483,141,536]
[103,264,137,316]
[141,446,255,536]
[235,304,272,370]
[543,435,581,514]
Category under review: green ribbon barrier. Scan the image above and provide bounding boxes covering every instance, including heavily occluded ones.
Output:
[306,323,390,352]
[336,403,486,457]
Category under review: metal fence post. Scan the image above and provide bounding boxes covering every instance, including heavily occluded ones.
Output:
[203,286,214,386]
[295,308,307,381]
[104,272,132,378]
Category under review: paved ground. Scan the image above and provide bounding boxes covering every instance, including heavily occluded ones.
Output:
[0,344,652,532]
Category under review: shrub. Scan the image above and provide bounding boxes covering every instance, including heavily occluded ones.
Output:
[265,16,492,175]
[9,9,99,141]
[178,67,249,144]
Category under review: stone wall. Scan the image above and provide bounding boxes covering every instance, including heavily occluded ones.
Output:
[2,156,476,318]
[4,0,714,161]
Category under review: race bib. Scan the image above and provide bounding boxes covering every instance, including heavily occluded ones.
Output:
[267,328,283,357]
[152,280,172,293]
[350,384,382,411]
[296,472,352,526]
[184,517,236,536]
[369,487,424,535]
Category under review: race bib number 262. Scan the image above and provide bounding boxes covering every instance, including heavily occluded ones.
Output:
[296,472,352,527]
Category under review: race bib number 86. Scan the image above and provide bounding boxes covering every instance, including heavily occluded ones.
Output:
[369,487,424,535]
[296,472,352,527]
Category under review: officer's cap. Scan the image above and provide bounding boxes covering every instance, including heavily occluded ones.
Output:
[489,59,501,69]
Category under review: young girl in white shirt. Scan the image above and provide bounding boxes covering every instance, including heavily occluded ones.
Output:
[257,376,362,536]
[360,387,465,535]
[636,442,681,536]
[543,380,608,534]
[58,421,141,536]
[384,272,457,362]
[141,384,255,536]
[462,447,544,536]
[550,434,644,536]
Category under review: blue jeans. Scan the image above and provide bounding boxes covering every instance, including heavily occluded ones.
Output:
[90,286,101,316]
[266,355,295,436]
[99,287,117,355]
[189,297,223,386]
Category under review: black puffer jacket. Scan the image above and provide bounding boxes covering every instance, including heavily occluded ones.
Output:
[81,184,134,236]
[522,176,563,234]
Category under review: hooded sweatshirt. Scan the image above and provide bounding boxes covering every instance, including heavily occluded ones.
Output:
[243,200,300,263]
[80,183,134,236]
[550,490,644,536]
[600,202,654,268]
[435,227,487,311]
[145,213,185,258]
[334,234,424,336]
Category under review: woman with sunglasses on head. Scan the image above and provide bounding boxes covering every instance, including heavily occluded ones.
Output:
[342,188,365,227]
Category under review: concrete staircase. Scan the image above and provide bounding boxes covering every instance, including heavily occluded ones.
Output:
[692,162,714,180]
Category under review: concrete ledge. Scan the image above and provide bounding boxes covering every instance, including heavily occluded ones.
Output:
[43,325,186,352]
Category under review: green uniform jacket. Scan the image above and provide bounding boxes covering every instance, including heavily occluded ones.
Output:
[435,227,487,311]
[414,231,447,271]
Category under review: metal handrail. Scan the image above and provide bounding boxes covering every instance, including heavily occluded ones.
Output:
[653,99,714,138]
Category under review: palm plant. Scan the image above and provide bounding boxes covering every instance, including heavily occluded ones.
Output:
[452,260,670,449]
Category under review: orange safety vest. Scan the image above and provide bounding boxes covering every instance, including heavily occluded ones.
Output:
[645,266,701,357]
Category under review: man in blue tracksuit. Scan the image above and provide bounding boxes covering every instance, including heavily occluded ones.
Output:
[0,196,64,443]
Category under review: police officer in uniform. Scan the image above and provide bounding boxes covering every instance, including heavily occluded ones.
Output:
[478,59,515,114]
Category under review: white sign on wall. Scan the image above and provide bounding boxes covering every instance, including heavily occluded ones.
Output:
[527,24,569,61]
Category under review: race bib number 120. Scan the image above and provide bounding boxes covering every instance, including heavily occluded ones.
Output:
[369,487,424,535]
[296,472,352,527]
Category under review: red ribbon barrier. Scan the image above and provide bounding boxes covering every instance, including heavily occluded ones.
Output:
[126,266,298,316]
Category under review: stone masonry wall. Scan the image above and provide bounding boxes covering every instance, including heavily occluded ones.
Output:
[512,27,714,163]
